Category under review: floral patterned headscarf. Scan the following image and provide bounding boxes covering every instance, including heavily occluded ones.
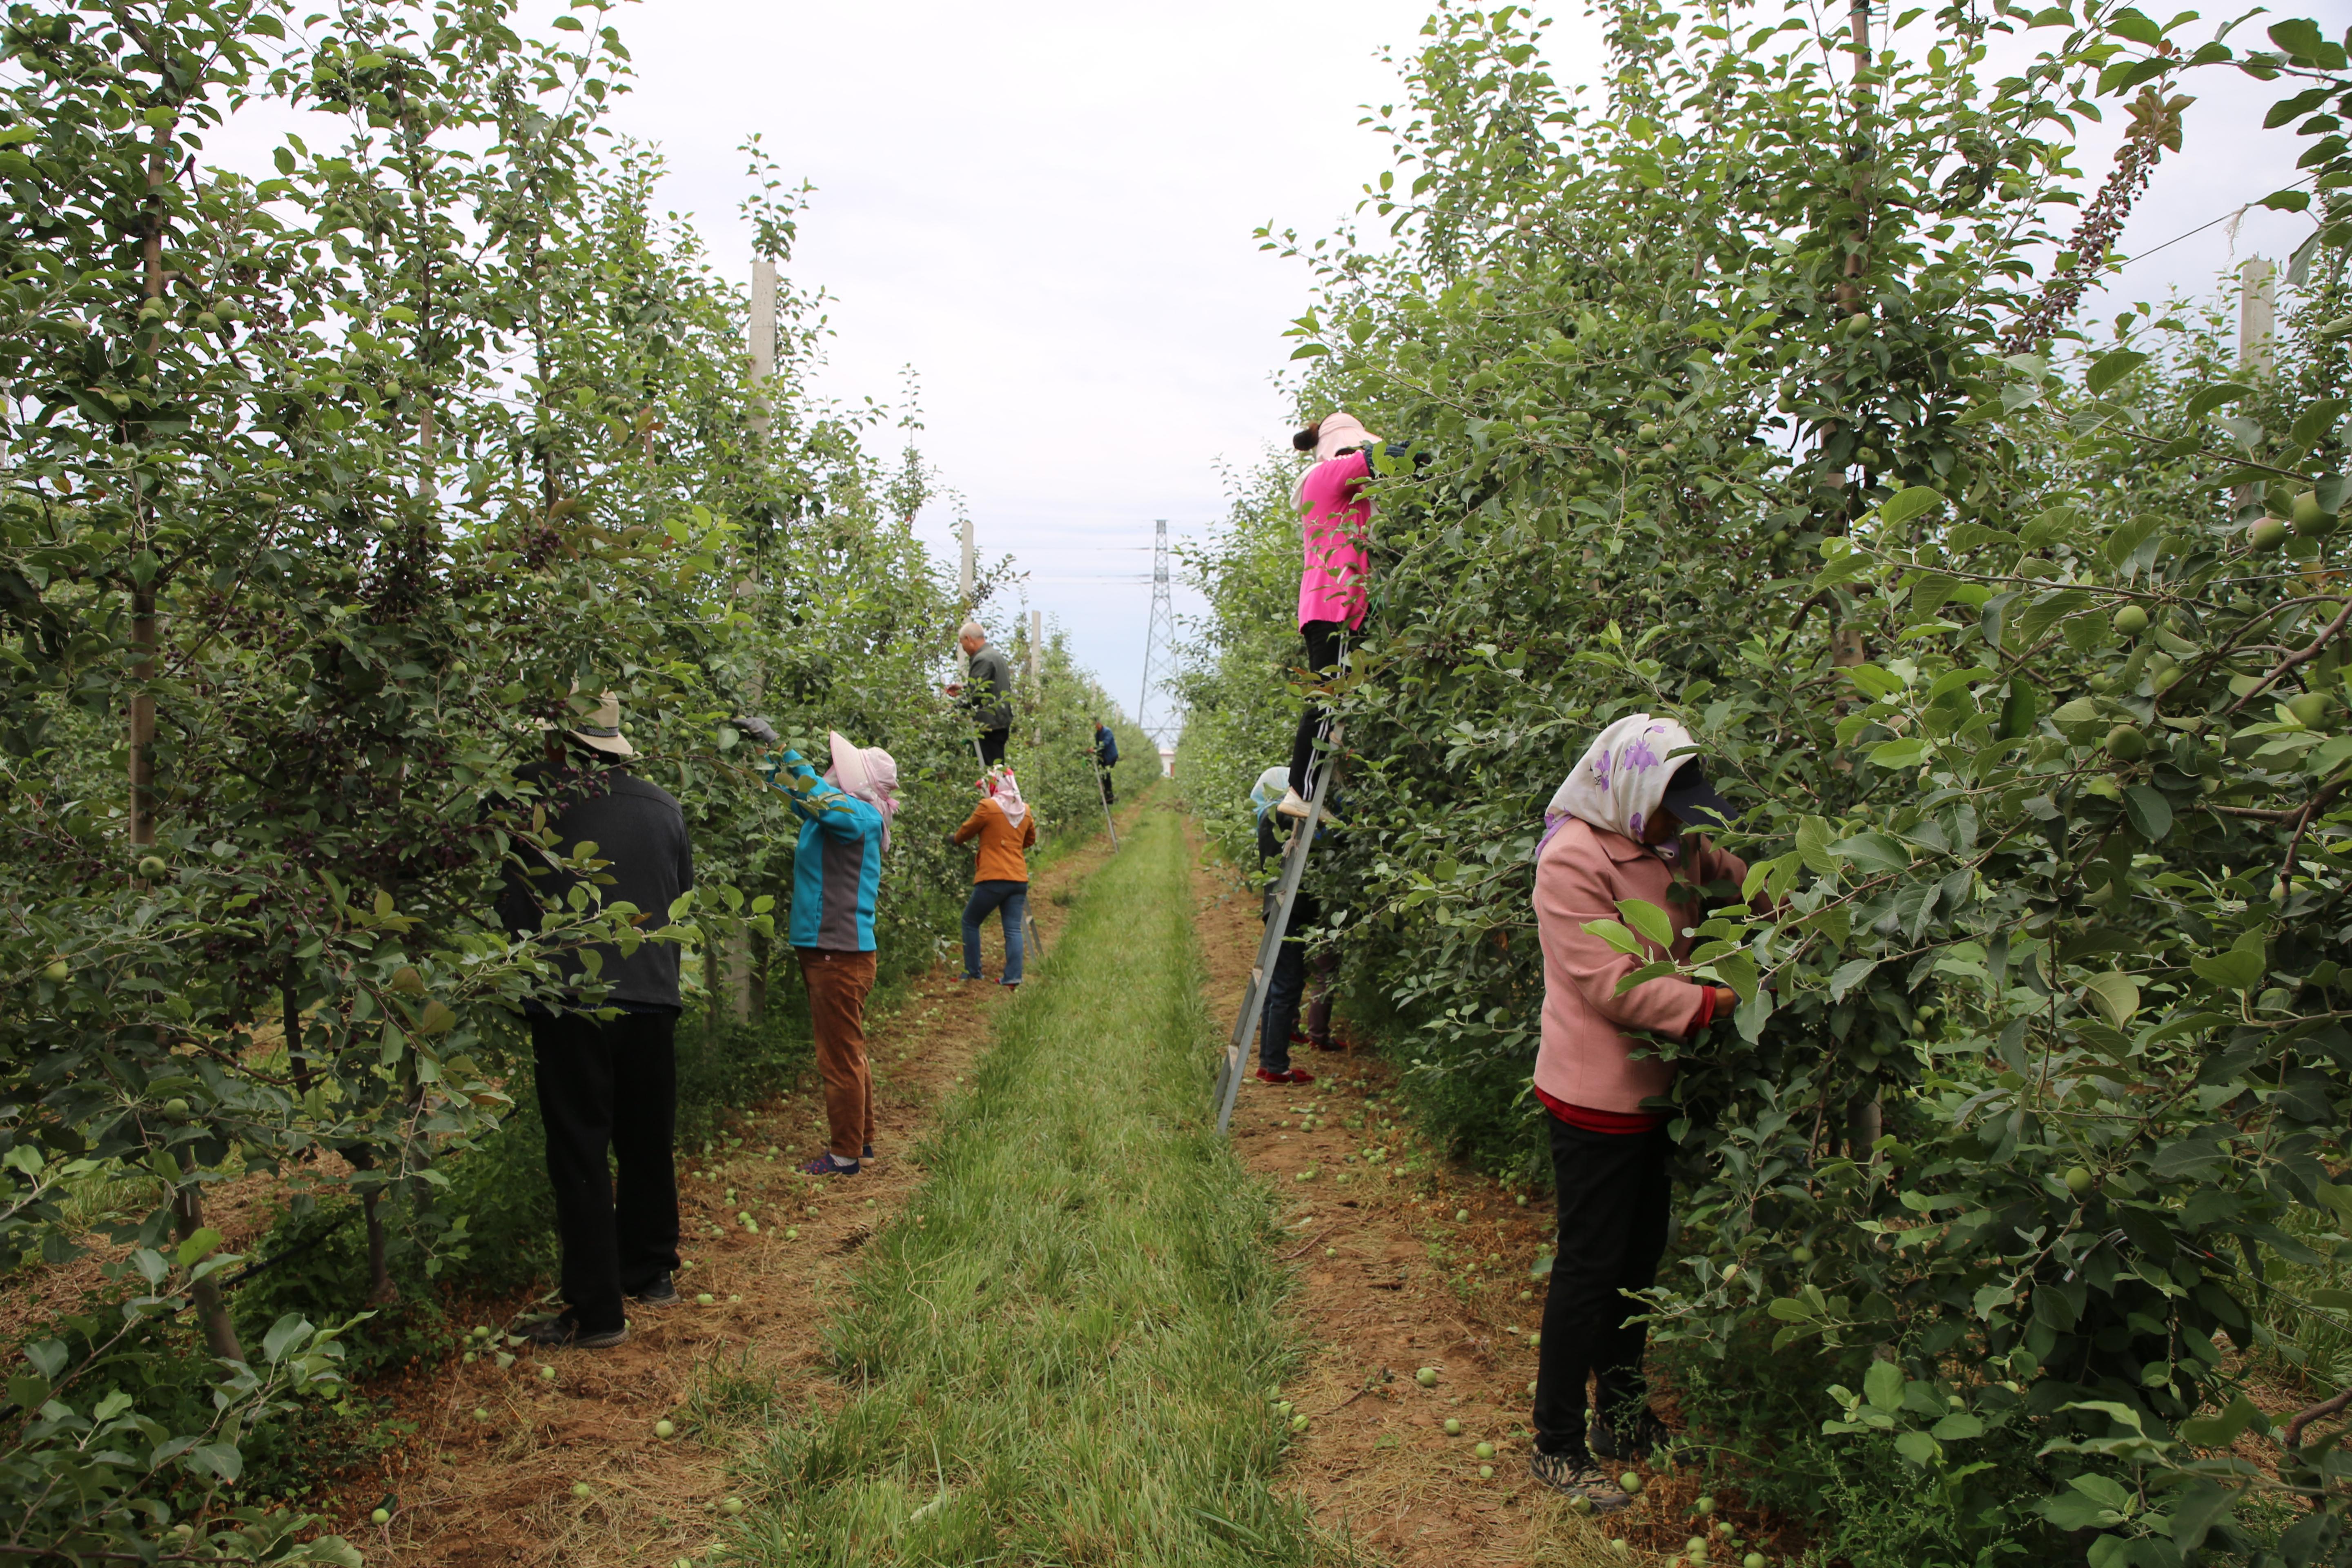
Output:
[981,766,1028,829]
[1542,713,1699,860]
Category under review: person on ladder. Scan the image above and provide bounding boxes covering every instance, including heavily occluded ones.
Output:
[950,766,1037,989]
[1523,715,1764,1508]
[945,621,1015,767]
[1276,410,1391,821]
[1249,765,1339,1084]
[1091,717,1119,804]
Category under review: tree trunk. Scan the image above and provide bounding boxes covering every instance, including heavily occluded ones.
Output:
[341,1145,399,1305]
[130,118,169,859]
[283,963,308,1095]
[172,1187,245,1363]
[1846,1091,1883,1159]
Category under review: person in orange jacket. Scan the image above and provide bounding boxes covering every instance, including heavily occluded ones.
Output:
[950,766,1038,987]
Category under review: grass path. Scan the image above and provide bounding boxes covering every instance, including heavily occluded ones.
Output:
[723,799,1325,1566]
[334,810,1132,1566]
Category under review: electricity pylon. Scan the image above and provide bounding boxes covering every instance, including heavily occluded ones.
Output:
[1136,519,1180,752]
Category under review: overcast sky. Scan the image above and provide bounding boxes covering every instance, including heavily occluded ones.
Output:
[187,2,2331,735]
[590,0,2327,735]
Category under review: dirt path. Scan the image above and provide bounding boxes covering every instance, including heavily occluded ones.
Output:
[1191,827,1749,1568]
[327,813,1134,1566]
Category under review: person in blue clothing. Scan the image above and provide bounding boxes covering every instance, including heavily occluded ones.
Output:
[1092,717,1119,805]
[750,726,898,1177]
[1248,764,1341,1084]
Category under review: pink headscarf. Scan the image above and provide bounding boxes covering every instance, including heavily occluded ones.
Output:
[824,730,901,851]
[980,766,1028,829]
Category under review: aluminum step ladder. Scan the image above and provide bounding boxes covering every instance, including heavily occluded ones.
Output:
[1212,726,1339,1134]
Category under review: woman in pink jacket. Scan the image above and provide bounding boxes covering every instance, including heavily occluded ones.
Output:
[1273,411,1381,820]
[1524,713,1748,1509]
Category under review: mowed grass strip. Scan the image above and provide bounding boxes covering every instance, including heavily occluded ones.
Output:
[729,804,1320,1566]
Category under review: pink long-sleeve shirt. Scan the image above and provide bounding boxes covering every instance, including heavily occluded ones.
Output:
[1532,817,1751,1118]
[1298,450,1372,630]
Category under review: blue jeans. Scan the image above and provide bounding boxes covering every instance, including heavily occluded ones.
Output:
[962,880,1027,983]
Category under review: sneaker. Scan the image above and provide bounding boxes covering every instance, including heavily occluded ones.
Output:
[799,1152,859,1176]
[1310,1036,1341,1052]
[516,1312,626,1350]
[626,1273,679,1307]
[1527,1448,1630,1511]
[862,1144,876,1162]
[1254,1067,1315,1085]
[1588,1407,1676,1461]
[1276,787,1312,820]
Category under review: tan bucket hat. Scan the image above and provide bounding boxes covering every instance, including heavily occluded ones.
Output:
[537,690,635,757]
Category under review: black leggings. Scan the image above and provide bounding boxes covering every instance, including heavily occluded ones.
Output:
[1286,619,1346,796]
[1531,1118,1671,1457]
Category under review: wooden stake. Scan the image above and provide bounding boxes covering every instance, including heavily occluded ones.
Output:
[748,256,777,441]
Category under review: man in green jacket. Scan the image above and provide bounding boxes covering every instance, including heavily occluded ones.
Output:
[948,621,1015,766]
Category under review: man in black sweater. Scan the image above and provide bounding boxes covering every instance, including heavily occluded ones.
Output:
[497,693,693,1349]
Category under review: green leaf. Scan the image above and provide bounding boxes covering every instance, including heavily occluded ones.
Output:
[1864,1359,1904,1412]
[1831,832,1911,873]
[1998,681,2038,739]
[2185,382,2254,419]
[1581,919,1648,958]
[1710,948,1760,1003]
[176,1227,225,1268]
[261,1313,312,1364]
[2190,938,2267,991]
[1875,487,1947,528]
[1894,1429,1940,1465]
[2081,971,2140,1027]
[1829,958,1880,1001]
[1868,737,1929,769]
[2179,1392,2267,1448]
[1845,663,1904,699]
[1616,899,1676,950]
[1767,1295,1819,1321]
[1930,1412,1984,1440]
[2291,398,2349,448]
[2086,349,2150,394]
[2123,784,2173,842]
[1797,815,1839,877]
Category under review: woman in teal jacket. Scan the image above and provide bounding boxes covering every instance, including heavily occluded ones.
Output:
[758,729,898,1175]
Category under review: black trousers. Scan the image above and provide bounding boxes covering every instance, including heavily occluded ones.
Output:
[1286,619,1346,796]
[978,727,1009,767]
[1531,1118,1672,1457]
[530,1009,681,1333]
[1097,762,1116,804]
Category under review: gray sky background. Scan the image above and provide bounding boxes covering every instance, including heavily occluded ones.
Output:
[595,0,2331,731]
[209,0,2342,732]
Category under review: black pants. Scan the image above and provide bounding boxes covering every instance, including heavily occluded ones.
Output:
[1532,1118,1671,1457]
[978,727,1009,767]
[1097,762,1116,804]
[530,1009,681,1333]
[1287,619,1345,796]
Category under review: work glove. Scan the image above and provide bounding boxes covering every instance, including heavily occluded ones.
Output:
[732,715,779,746]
